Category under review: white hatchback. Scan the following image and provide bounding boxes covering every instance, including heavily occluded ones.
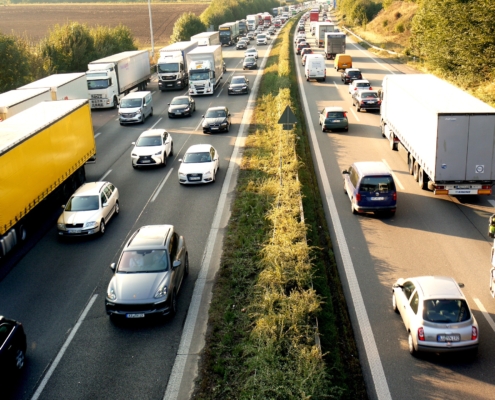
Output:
[178,144,219,184]
[256,34,268,45]
[131,129,173,168]
[348,79,372,95]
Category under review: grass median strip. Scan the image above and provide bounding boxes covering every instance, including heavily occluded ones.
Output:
[195,17,366,399]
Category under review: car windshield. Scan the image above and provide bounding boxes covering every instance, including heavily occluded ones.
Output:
[120,98,142,108]
[258,35,266,39]
[183,152,212,163]
[359,176,395,192]
[118,250,168,273]
[206,109,226,118]
[66,195,99,211]
[136,136,162,147]
[348,71,361,77]
[326,112,345,118]
[246,50,256,54]
[423,299,471,323]
[357,83,370,88]
[232,77,246,84]
[245,57,255,63]
[361,92,378,99]
[171,98,189,105]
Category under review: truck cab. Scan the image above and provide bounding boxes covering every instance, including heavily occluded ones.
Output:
[157,54,187,90]
[87,63,118,108]
[189,61,216,95]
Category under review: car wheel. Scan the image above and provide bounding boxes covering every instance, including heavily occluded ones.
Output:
[321,125,325,132]
[226,123,230,132]
[357,106,361,112]
[162,153,167,167]
[14,348,25,370]
[407,155,413,175]
[114,201,120,215]
[418,167,428,190]
[392,293,398,313]
[344,182,347,194]
[169,143,174,157]
[408,333,418,356]
[99,220,105,235]
[344,126,349,132]
[132,162,137,169]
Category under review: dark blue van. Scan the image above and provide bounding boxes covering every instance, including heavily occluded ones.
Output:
[342,161,397,215]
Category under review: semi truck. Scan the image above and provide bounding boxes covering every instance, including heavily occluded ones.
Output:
[238,19,247,36]
[246,14,257,31]
[310,9,319,22]
[0,88,51,121]
[0,99,96,257]
[381,74,495,195]
[18,73,88,101]
[157,41,198,91]
[315,22,336,47]
[263,13,272,28]
[190,31,220,47]
[86,50,151,109]
[187,45,223,96]
[219,21,240,46]
[324,32,346,60]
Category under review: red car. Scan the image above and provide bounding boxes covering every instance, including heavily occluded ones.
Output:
[296,42,311,55]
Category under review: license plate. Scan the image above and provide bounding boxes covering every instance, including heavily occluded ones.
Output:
[437,334,460,342]
[175,112,182,115]
[141,160,151,163]
[126,313,145,319]
[332,120,341,123]
[211,127,219,130]
[189,177,201,181]
[167,84,173,87]
[370,197,385,200]
[68,229,81,234]
[366,101,376,104]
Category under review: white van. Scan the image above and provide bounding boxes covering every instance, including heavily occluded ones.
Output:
[304,54,326,82]
[118,91,153,125]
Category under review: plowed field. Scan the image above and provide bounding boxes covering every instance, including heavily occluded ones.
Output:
[0,3,209,47]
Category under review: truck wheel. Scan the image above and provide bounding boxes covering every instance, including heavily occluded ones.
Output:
[390,133,398,151]
[381,123,386,137]
[112,97,118,109]
[418,167,428,190]
[408,155,414,175]
[413,162,420,182]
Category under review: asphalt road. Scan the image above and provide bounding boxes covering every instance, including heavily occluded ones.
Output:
[1,38,273,400]
[297,15,495,400]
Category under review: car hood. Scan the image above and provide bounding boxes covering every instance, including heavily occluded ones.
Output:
[132,145,163,156]
[169,104,189,111]
[244,60,256,65]
[58,210,100,225]
[112,272,169,302]
[203,117,227,125]
[230,83,247,89]
[118,107,141,115]
[179,162,213,175]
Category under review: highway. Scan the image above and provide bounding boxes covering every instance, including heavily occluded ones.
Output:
[296,15,495,400]
[1,40,272,399]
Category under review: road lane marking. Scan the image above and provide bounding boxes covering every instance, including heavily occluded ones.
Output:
[163,39,273,400]
[94,132,102,138]
[31,294,98,400]
[151,117,162,129]
[489,200,495,208]
[295,42,392,400]
[473,298,495,333]
[348,42,398,75]
[381,159,405,191]
[99,169,112,181]
[350,107,360,121]
[151,168,174,202]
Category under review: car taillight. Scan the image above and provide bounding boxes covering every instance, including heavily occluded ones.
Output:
[343,112,347,118]
[392,192,397,201]
[377,100,382,105]
[355,193,361,202]
[472,326,478,340]
[418,327,425,341]
[482,185,492,189]
[369,86,373,90]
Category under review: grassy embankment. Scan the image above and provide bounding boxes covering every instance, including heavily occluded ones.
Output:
[195,17,367,400]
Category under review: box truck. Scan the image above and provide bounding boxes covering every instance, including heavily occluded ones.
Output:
[190,31,220,47]
[310,10,319,22]
[157,41,198,91]
[219,22,240,46]
[0,88,51,121]
[86,50,151,109]
[246,14,257,31]
[381,74,495,195]
[187,45,223,96]
[0,99,96,257]
[324,32,346,60]
[315,22,336,47]
[304,54,326,82]
[18,73,88,101]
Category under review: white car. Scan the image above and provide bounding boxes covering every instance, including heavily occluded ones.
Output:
[244,48,258,59]
[256,34,267,45]
[178,144,219,184]
[348,79,372,95]
[57,181,119,237]
[131,129,173,168]
[393,276,479,356]
[294,33,306,44]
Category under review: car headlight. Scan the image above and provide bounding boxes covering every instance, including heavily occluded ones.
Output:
[184,107,190,112]
[221,122,228,126]
[83,221,98,229]
[202,122,208,128]
[204,171,212,178]
[57,223,66,230]
[154,284,168,299]
[136,110,142,115]
[131,153,137,157]
[107,287,117,301]
[242,86,247,89]
[154,150,162,155]
[178,172,187,178]
[177,80,181,84]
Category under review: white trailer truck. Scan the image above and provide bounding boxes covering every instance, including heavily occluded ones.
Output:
[314,22,335,48]
[190,31,221,47]
[381,74,495,195]
[187,45,223,96]
[157,41,198,91]
[246,14,257,31]
[86,50,151,109]
[0,88,51,121]
[18,73,88,101]
[324,32,346,60]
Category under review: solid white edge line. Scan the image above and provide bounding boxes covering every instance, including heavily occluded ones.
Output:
[151,117,163,129]
[151,168,174,202]
[94,132,102,138]
[295,38,392,400]
[99,169,112,181]
[31,294,98,400]
[473,298,495,333]
[163,39,272,400]
[381,159,405,191]
[488,200,495,208]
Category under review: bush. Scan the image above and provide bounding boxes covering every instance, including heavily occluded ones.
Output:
[394,11,402,19]
[382,19,389,27]
[395,22,405,33]
[169,12,206,43]
[0,33,32,92]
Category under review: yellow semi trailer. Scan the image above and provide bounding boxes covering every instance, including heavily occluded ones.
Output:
[0,99,96,257]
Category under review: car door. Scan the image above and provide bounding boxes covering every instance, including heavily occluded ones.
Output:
[396,281,416,326]
[103,185,116,218]
[162,132,170,156]
[210,147,218,173]
[169,232,185,292]
[344,166,358,203]
[100,190,111,222]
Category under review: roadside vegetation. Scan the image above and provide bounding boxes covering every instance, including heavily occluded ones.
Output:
[195,17,366,399]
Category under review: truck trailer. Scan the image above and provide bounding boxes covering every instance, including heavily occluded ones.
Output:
[0,99,96,257]
[246,14,257,31]
[0,88,51,121]
[157,41,198,91]
[187,45,223,96]
[315,22,336,47]
[18,73,88,101]
[190,31,220,47]
[381,74,495,195]
[310,10,319,22]
[324,32,346,60]
[86,50,151,109]
[219,22,240,46]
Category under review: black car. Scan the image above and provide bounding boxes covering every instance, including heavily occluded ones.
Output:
[0,316,26,376]
[202,106,231,133]
[243,56,257,70]
[168,96,195,118]
[228,76,249,95]
[341,68,363,84]
[352,90,382,112]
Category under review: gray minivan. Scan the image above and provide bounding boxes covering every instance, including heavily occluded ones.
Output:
[342,161,397,216]
[119,91,153,125]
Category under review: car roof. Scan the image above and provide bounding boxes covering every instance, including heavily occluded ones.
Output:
[185,144,213,153]
[126,225,173,250]
[352,161,391,176]
[172,95,189,100]
[74,181,109,196]
[206,106,227,112]
[358,90,379,96]
[323,106,345,112]
[232,75,247,80]
[122,91,151,99]
[353,79,370,85]
[412,276,465,300]
[345,68,361,72]
[139,129,167,137]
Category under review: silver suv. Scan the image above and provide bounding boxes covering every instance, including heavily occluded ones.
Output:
[105,225,188,320]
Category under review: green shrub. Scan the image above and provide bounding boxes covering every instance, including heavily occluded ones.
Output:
[395,22,405,33]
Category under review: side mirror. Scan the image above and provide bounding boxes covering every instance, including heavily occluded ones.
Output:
[110,263,116,271]
[131,142,136,145]
[246,79,249,83]
[228,113,231,117]
[342,170,349,174]
[178,158,183,163]
[61,205,66,209]
[201,115,205,118]
[103,202,108,207]
[173,260,181,269]
[167,103,170,105]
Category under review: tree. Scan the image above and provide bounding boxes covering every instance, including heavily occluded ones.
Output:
[169,12,206,44]
[0,33,32,93]
[92,24,137,59]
